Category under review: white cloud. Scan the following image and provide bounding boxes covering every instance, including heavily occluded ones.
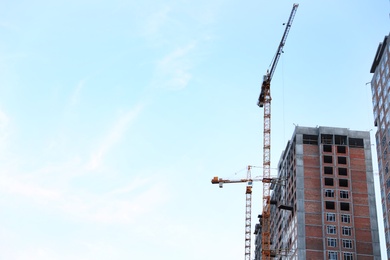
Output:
[0,173,61,204]
[156,43,196,90]
[70,79,85,106]
[86,103,143,171]
[143,6,171,37]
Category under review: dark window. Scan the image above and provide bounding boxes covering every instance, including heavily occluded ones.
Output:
[324,155,333,164]
[349,138,364,148]
[340,202,350,211]
[338,168,348,176]
[337,146,346,154]
[324,167,333,175]
[325,178,334,186]
[326,201,335,210]
[338,157,347,164]
[323,145,332,152]
[303,134,318,145]
[339,179,348,187]
[321,134,333,144]
[382,136,387,147]
[335,135,347,145]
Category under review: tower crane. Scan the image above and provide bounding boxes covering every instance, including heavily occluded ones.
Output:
[211,166,277,260]
[257,3,298,259]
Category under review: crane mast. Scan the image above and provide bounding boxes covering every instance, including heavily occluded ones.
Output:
[211,167,276,260]
[257,4,298,259]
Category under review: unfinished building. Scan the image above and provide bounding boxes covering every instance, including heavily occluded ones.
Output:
[254,126,381,259]
[370,33,390,258]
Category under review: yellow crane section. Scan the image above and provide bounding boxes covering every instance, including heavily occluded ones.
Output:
[257,4,298,259]
[211,166,277,260]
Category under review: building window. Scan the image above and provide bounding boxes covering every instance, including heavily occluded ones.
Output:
[341,214,351,223]
[340,202,350,211]
[340,190,349,199]
[337,146,346,154]
[386,178,390,189]
[324,166,333,175]
[327,225,336,234]
[328,238,337,247]
[338,157,347,165]
[322,134,333,144]
[327,213,336,222]
[325,178,334,186]
[326,201,335,210]
[339,179,348,187]
[342,226,352,236]
[343,252,353,260]
[349,138,364,148]
[323,144,332,152]
[303,134,318,145]
[342,239,353,249]
[328,251,338,260]
[324,155,333,164]
[325,189,335,197]
[338,168,347,176]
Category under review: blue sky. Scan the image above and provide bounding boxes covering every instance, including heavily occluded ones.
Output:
[0,0,389,259]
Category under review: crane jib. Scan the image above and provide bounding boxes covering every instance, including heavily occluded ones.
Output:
[257,3,298,108]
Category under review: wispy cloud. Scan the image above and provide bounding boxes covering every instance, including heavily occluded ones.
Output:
[70,79,86,107]
[155,42,197,90]
[143,6,171,37]
[87,103,144,171]
[0,173,61,203]
[60,181,170,224]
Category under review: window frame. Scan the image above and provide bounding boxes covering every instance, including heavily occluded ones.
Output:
[325,189,335,197]
[327,225,336,235]
[328,251,338,260]
[342,226,352,236]
[340,190,349,199]
[341,214,351,223]
[326,213,336,222]
[343,252,353,260]
[342,239,353,249]
[327,238,337,247]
